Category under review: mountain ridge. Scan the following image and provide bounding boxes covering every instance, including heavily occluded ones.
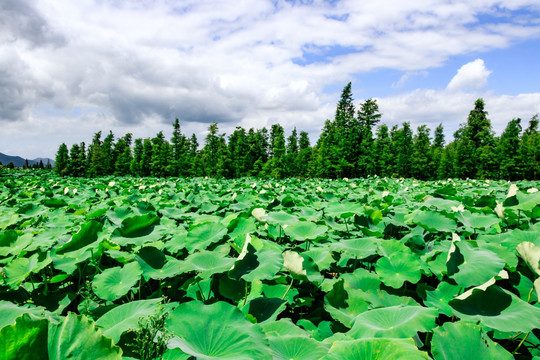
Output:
[0,152,55,168]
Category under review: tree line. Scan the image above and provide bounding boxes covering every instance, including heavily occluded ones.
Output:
[54,83,539,180]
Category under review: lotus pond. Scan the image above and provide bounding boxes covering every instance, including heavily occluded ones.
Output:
[1,173,540,359]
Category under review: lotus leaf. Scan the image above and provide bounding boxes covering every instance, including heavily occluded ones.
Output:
[95,298,162,343]
[450,241,505,288]
[324,338,429,360]
[114,213,159,238]
[48,313,122,359]
[346,305,437,338]
[166,301,273,359]
[56,220,103,255]
[0,314,48,359]
[180,249,235,279]
[284,221,328,241]
[185,221,228,251]
[450,285,540,332]
[431,321,513,360]
[92,261,142,301]
[412,211,457,233]
[376,253,422,289]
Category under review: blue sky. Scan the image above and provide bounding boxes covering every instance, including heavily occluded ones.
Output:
[1,0,540,159]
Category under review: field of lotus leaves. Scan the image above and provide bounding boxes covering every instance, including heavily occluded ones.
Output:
[1,172,540,359]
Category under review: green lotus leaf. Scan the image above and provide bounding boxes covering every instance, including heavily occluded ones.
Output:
[166,301,272,359]
[297,206,322,222]
[325,289,370,328]
[248,297,287,323]
[115,213,160,238]
[185,221,228,251]
[450,285,540,333]
[450,241,505,288]
[42,198,68,209]
[458,211,500,230]
[341,268,381,291]
[0,231,32,257]
[375,253,422,289]
[180,250,235,279]
[324,338,429,360]
[262,283,299,305]
[347,305,437,339]
[424,281,461,317]
[431,321,513,360]
[330,238,379,260]
[56,220,103,255]
[4,251,50,290]
[422,197,462,212]
[0,313,48,359]
[137,253,183,280]
[0,301,51,329]
[48,312,122,359]
[95,298,162,343]
[242,248,283,282]
[229,244,259,280]
[92,261,142,301]
[284,221,328,241]
[264,211,299,225]
[305,246,334,271]
[228,217,257,239]
[325,203,364,218]
[265,332,329,359]
[516,191,540,212]
[0,214,19,231]
[412,211,457,233]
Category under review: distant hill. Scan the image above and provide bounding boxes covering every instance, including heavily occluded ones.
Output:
[0,152,55,168]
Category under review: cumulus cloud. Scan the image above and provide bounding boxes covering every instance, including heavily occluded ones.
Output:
[1,0,540,158]
[446,59,492,92]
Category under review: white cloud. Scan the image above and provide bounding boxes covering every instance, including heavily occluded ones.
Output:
[378,88,540,140]
[1,0,540,158]
[447,59,492,92]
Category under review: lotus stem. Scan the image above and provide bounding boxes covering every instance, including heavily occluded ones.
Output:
[513,332,529,354]
[282,277,294,300]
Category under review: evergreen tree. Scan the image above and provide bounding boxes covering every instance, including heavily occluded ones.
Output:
[410,125,432,180]
[189,134,202,176]
[456,99,497,178]
[296,131,312,177]
[150,131,170,177]
[141,139,153,177]
[101,131,116,175]
[202,123,223,176]
[265,124,286,178]
[228,127,249,177]
[356,98,382,176]
[374,124,393,177]
[497,118,522,180]
[171,118,188,176]
[520,114,539,180]
[285,128,299,176]
[55,143,69,176]
[88,131,105,176]
[393,123,413,177]
[114,133,133,175]
[131,138,144,176]
[68,142,87,177]
[246,128,267,176]
[430,124,445,177]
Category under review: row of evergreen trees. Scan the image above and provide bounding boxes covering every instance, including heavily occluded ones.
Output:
[55,83,539,180]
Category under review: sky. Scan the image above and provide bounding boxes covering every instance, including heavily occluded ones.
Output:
[1,0,540,159]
